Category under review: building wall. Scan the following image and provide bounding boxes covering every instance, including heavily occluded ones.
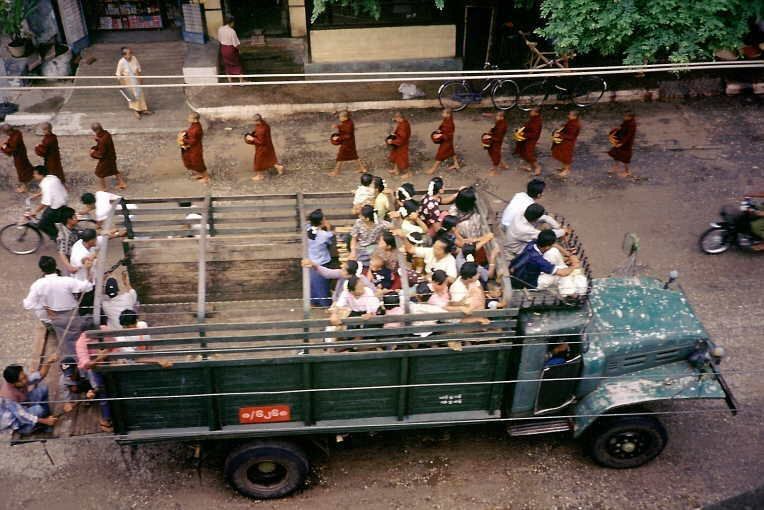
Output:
[309,25,456,63]
[204,0,225,40]
[288,0,307,37]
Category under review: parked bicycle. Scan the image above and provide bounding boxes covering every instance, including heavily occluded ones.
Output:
[518,75,608,111]
[0,197,99,255]
[438,63,520,112]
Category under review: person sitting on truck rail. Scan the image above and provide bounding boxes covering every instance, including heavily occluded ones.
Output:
[500,178,561,232]
[536,243,588,297]
[448,262,489,326]
[0,359,59,435]
[74,317,114,432]
[505,203,567,256]
[330,275,381,327]
[509,230,579,289]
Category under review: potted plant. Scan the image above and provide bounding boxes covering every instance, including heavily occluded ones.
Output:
[0,0,38,58]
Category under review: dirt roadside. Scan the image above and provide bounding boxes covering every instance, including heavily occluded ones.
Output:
[0,97,762,510]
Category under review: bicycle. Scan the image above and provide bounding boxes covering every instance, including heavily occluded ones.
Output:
[437,63,520,112]
[0,197,99,255]
[517,75,608,111]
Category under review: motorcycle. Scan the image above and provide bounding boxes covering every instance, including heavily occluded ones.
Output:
[699,197,762,254]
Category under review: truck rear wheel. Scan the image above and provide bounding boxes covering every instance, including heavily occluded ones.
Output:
[224,440,310,499]
[589,416,667,469]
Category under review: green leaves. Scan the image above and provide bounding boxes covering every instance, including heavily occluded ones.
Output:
[0,0,38,39]
[537,0,762,64]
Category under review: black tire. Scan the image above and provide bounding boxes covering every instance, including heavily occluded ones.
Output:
[491,79,520,110]
[438,81,470,112]
[588,416,667,469]
[224,440,309,500]
[571,76,607,108]
[0,223,43,255]
[699,227,732,254]
[518,82,546,111]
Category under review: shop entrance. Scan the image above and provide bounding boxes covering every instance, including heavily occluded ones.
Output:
[83,0,183,39]
[228,0,289,37]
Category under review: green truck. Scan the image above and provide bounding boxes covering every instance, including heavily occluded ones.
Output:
[16,190,737,500]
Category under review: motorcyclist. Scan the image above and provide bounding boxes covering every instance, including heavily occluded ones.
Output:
[749,192,764,251]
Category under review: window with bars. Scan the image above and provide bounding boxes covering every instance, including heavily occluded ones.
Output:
[310,0,456,29]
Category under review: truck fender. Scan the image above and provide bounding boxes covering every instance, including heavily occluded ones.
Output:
[572,361,728,437]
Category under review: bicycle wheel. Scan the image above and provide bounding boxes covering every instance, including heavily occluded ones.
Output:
[438,81,470,112]
[0,223,43,255]
[491,80,520,110]
[571,76,607,108]
[518,82,546,111]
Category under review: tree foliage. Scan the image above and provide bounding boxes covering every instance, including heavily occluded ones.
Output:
[537,0,763,64]
[310,0,444,23]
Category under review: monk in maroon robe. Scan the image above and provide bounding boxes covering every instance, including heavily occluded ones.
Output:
[90,123,126,191]
[427,109,460,175]
[181,112,209,184]
[329,110,366,177]
[608,111,637,178]
[486,111,508,176]
[34,122,65,184]
[513,108,542,175]
[388,112,411,178]
[1,124,34,192]
[245,114,284,181]
[551,111,581,178]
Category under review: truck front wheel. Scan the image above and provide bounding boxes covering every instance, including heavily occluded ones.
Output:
[589,416,667,469]
[224,440,310,499]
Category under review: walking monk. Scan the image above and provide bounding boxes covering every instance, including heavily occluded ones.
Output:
[1,123,34,192]
[426,108,460,175]
[329,110,366,177]
[387,112,411,178]
[180,112,209,184]
[89,123,126,191]
[485,111,508,176]
[608,111,637,178]
[551,111,581,178]
[34,122,65,184]
[513,107,542,176]
[245,114,284,181]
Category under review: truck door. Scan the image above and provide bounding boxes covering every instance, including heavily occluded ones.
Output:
[535,353,582,415]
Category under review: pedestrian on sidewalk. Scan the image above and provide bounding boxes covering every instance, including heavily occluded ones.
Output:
[116,47,152,120]
[551,111,581,179]
[218,17,244,84]
[484,110,508,176]
[180,112,210,184]
[90,123,126,191]
[34,123,66,185]
[608,111,637,179]
[513,107,543,176]
[245,114,284,181]
[1,124,34,193]
[426,109,460,175]
[329,110,366,177]
[387,112,411,178]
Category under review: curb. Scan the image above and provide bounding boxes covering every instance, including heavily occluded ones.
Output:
[192,88,664,121]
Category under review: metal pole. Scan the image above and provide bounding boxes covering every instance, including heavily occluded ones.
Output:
[197,195,210,324]
[296,192,311,321]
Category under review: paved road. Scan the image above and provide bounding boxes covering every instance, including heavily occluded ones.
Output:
[0,97,762,509]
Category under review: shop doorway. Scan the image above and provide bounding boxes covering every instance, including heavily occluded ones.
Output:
[229,0,289,37]
[83,0,183,40]
[462,4,495,70]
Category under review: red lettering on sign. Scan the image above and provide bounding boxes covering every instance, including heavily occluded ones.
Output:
[239,405,292,424]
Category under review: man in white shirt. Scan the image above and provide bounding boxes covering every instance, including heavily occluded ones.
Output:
[80,191,121,224]
[23,256,92,352]
[217,17,244,83]
[501,178,560,232]
[405,238,458,282]
[30,166,67,240]
[102,272,139,329]
[69,229,98,282]
[505,203,567,255]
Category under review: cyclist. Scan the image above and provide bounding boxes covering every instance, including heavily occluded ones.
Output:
[29,166,67,240]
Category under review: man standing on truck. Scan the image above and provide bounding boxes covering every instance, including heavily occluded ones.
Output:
[501,179,560,232]
[0,357,59,435]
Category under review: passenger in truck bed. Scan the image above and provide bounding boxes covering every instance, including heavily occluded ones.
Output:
[448,263,489,326]
[352,173,375,215]
[330,275,381,328]
[302,259,376,304]
[510,230,580,289]
[102,271,139,329]
[0,358,58,435]
[350,205,391,267]
[403,238,457,283]
[504,203,567,256]
[305,208,336,308]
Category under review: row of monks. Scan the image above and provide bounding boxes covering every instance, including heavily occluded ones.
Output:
[1,109,638,192]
